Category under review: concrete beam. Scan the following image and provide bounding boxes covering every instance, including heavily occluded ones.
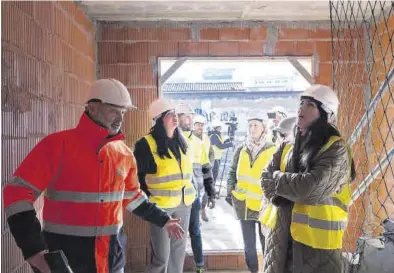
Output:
[287,57,315,85]
[159,57,188,87]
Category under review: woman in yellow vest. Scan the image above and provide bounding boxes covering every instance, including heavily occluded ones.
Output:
[260,85,356,273]
[133,98,196,273]
[226,113,277,273]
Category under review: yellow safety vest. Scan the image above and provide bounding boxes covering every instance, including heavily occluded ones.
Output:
[202,134,211,159]
[211,134,225,160]
[232,145,277,212]
[182,131,209,187]
[260,136,352,249]
[144,134,196,209]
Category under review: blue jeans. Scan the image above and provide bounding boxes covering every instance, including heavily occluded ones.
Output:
[189,196,204,268]
[240,220,265,272]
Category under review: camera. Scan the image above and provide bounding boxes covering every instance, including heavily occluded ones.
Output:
[225,116,238,141]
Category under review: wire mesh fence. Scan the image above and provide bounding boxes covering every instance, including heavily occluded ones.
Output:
[330,1,393,272]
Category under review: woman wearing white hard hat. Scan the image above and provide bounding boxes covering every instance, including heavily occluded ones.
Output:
[272,116,297,146]
[260,85,356,273]
[226,112,277,273]
[133,98,196,273]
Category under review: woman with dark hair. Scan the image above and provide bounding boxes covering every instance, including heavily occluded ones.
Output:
[259,85,356,273]
[133,99,196,273]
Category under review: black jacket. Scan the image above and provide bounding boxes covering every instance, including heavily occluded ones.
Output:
[210,132,233,150]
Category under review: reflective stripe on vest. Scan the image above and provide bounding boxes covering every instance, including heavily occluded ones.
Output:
[212,134,225,160]
[146,173,192,184]
[144,134,196,209]
[5,200,35,218]
[43,221,122,237]
[44,189,139,203]
[233,145,277,212]
[8,176,41,200]
[260,136,352,250]
[292,212,347,230]
[150,187,196,197]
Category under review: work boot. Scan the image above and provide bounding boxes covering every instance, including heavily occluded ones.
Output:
[196,267,205,273]
[201,209,209,222]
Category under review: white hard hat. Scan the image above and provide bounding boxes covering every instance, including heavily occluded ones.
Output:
[211,119,223,128]
[300,84,339,116]
[274,116,297,136]
[87,79,135,109]
[148,98,175,120]
[175,102,194,115]
[193,115,206,124]
[247,111,265,123]
[270,106,288,117]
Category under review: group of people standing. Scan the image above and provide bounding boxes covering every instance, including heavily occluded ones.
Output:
[3,78,355,273]
[226,85,356,273]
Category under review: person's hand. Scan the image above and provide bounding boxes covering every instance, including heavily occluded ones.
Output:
[208,196,216,209]
[261,172,274,188]
[261,172,276,200]
[27,250,51,273]
[165,218,184,240]
[225,195,233,206]
[261,171,273,181]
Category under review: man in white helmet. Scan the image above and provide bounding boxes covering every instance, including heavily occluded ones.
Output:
[176,103,216,273]
[3,79,184,273]
[267,106,288,128]
[193,115,215,222]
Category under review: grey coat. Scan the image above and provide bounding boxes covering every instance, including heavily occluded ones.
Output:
[227,142,276,221]
[261,138,350,273]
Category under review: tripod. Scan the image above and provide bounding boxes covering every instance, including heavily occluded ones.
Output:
[216,144,235,198]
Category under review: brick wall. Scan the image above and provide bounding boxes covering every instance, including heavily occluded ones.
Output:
[368,14,394,233]
[1,1,96,273]
[334,12,394,252]
[97,21,333,270]
[333,12,394,251]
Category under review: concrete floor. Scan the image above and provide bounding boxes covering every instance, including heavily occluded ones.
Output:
[186,182,245,252]
[186,182,264,253]
[186,199,244,252]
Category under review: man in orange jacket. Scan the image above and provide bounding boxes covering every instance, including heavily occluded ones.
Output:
[3,79,184,273]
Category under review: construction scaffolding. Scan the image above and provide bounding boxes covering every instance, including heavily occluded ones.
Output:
[330,1,393,272]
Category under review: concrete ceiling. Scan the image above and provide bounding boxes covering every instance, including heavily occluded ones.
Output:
[79,1,332,22]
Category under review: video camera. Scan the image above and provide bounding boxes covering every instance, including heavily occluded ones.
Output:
[225,116,238,141]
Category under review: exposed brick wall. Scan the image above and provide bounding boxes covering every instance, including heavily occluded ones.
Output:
[1,1,96,272]
[97,21,333,270]
[368,14,394,233]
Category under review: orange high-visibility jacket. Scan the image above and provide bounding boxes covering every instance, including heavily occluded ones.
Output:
[3,113,149,273]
